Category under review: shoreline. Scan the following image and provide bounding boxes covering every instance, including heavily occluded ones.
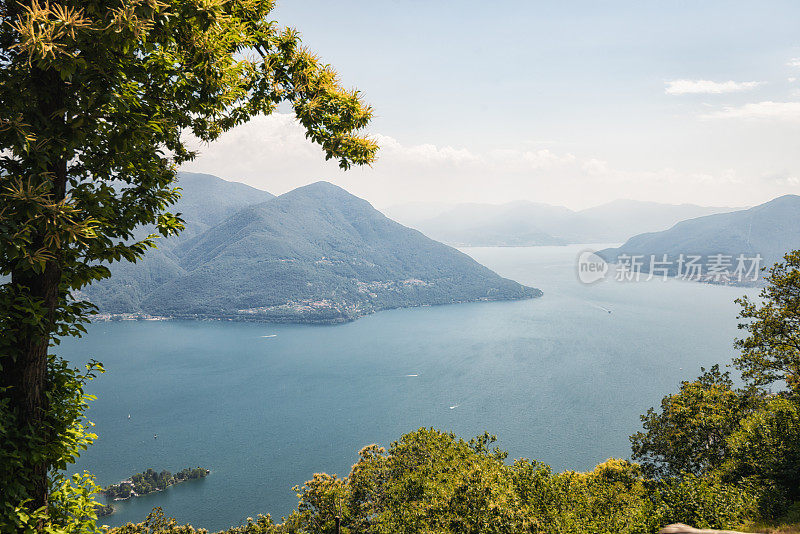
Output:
[89,291,544,326]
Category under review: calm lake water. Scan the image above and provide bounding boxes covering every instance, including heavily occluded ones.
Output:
[61,245,757,531]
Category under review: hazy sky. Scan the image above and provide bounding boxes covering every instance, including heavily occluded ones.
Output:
[181,1,800,210]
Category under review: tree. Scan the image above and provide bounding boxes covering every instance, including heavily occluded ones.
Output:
[722,396,800,510]
[735,250,800,393]
[629,365,755,478]
[286,429,528,534]
[0,1,376,531]
[102,428,764,533]
[648,473,758,530]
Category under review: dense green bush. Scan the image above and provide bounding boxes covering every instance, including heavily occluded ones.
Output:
[722,395,800,516]
[648,474,758,529]
[630,365,758,478]
[0,359,103,534]
[105,508,279,534]
[628,351,799,524]
[515,458,652,534]
[107,428,768,534]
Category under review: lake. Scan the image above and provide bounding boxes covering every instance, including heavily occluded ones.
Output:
[61,245,757,531]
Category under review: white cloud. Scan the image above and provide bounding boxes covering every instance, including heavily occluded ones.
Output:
[484,148,575,172]
[787,58,800,68]
[374,135,575,171]
[702,101,800,122]
[179,112,800,210]
[582,159,610,176]
[665,79,763,95]
[520,149,575,168]
[764,174,800,186]
[374,133,480,165]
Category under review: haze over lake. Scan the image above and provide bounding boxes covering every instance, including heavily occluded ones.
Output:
[62,245,756,531]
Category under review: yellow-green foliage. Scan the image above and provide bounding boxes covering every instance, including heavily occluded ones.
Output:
[630,365,754,478]
[107,429,761,534]
[508,458,651,534]
[723,396,800,517]
[105,508,280,534]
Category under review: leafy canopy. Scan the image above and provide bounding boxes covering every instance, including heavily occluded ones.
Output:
[723,396,800,509]
[0,1,376,531]
[736,250,800,393]
[629,365,756,478]
[274,428,754,534]
[629,252,800,523]
[0,358,104,534]
[1,0,377,312]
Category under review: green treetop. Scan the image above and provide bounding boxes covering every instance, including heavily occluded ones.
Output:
[736,250,800,394]
[629,365,756,478]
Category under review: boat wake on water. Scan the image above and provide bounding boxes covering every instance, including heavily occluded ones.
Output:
[590,304,612,314]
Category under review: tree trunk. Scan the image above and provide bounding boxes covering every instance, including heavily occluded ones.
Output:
[2,156,67,517]
[2,277,53,514]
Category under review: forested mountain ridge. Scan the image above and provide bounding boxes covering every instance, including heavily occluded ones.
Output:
[80,172,274,311]
[85,179,540,323]
[598,194,800,282]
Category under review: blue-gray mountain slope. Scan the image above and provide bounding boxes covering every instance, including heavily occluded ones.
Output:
[81,172,274,311]
[597,195,800,283]
[90,180,541,323]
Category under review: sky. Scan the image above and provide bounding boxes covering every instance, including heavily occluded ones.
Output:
[181,1,800,210]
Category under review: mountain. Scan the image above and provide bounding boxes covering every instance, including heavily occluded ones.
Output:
[163,172,276,240]
[87,180,540,323]
[405,202,573,246]
[382,201,456,228]
[81,172,274,311]
[385,200,738,246]
[569,200,739,242]
[597,195,800,283]
[384,201,572,246]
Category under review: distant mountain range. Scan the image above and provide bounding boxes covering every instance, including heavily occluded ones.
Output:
[82,174,540,323]
[598,195,800,284]
[384,200,739,246]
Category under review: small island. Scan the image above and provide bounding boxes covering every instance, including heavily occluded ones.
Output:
[101,467,210,504]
